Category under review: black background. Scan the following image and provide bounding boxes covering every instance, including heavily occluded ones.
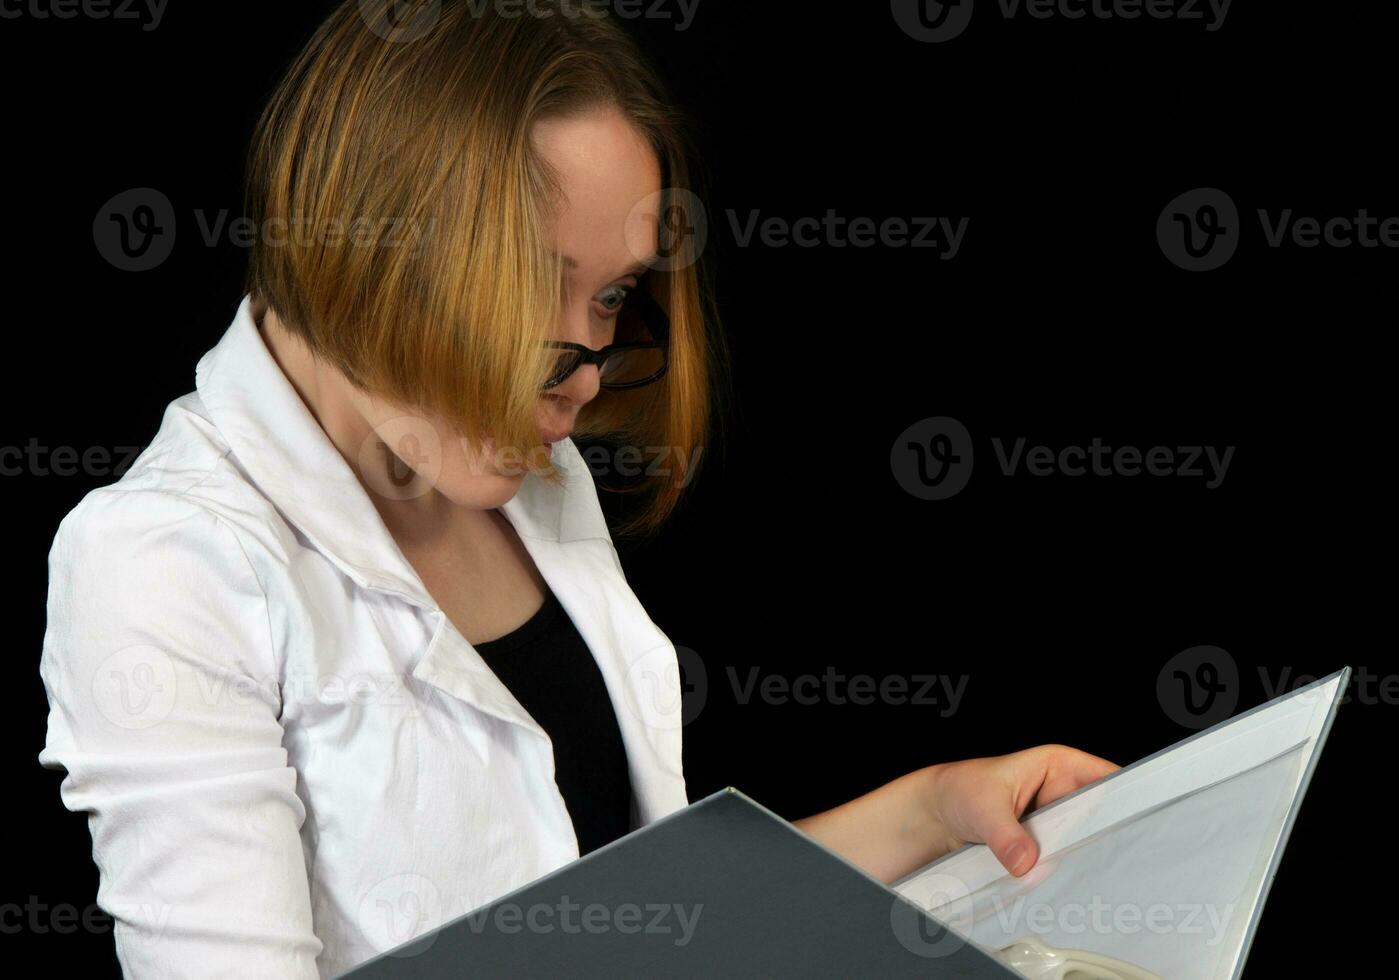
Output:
[3,0,1393,974]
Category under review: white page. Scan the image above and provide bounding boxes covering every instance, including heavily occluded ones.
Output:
[892,668,1349,979]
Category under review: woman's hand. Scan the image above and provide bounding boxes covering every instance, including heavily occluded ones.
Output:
[793,744,1118,884]
[923,744,1119,877]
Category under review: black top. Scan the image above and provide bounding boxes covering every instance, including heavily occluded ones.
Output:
[472,587,634,855]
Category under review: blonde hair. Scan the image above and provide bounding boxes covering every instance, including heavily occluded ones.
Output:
[244,0,726,537]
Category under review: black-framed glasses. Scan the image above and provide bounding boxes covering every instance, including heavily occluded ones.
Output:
[541,286,670,390]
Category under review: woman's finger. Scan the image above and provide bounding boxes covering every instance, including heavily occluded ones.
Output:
[1033,746,1120,808]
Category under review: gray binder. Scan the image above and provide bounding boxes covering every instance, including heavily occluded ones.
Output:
[338,786,1019,978]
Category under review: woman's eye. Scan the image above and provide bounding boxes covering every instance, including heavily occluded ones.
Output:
[595,285,631,315]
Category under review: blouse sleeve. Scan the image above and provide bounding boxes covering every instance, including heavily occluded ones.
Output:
[37,488,324,978]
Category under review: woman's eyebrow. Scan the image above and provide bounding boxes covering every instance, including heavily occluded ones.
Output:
[559,254,657,280]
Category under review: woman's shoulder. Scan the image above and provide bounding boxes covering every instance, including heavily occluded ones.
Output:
[43,389,303,685]
[51,389,294,576]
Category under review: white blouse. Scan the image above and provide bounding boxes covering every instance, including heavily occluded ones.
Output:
[37,295,690,978]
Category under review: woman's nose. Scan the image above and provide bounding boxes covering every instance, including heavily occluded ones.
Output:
[551,305,605,403]
[551,360,601,405]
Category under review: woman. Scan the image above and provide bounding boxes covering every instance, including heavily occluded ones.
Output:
[38,2,1116,976]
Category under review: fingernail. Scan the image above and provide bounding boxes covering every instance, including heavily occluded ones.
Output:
[1004,843,1028,874]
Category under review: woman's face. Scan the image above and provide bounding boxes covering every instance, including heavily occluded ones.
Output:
[354,105,662,512]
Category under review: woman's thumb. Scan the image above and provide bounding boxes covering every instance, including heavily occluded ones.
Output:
[986,822,1038,877]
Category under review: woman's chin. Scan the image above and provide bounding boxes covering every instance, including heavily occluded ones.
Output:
[436,470,530,510]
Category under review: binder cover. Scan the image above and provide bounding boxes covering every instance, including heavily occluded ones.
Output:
[339,785,1018,978]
